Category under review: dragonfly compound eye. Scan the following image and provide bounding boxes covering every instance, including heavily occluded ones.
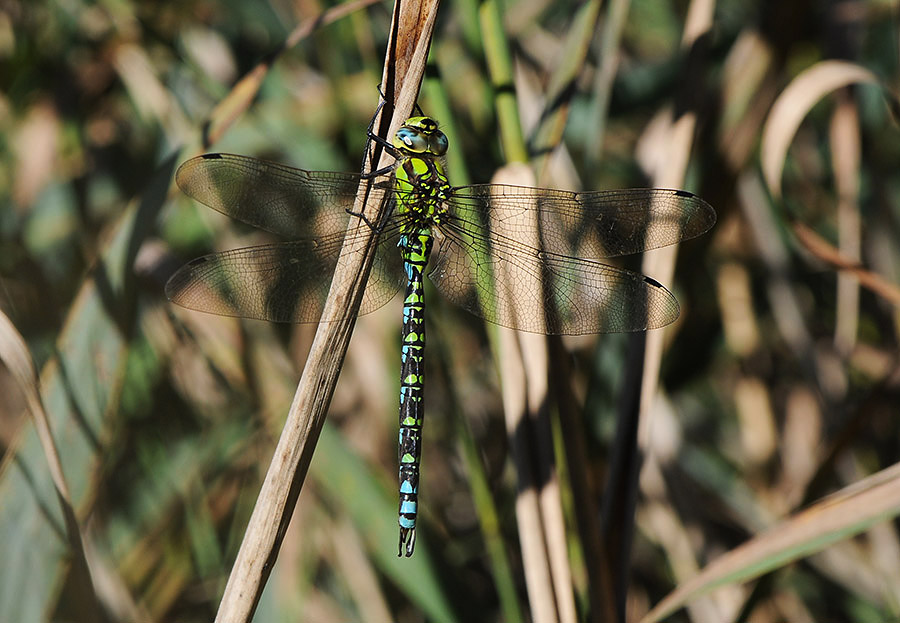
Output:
[394,127,429,153]
[429,132,448,156]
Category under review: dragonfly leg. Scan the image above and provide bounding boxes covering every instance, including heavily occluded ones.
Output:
[365,95,388,140]
[364,132,400,160]
[344,190,394,233]
[345,206,382,232]
[361,97,399,173]
[361,161,398,179]
[360,104,400,178]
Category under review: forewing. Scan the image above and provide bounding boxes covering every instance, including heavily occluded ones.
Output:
[166,226,404,323]
[426,184,708,334]
[447,185,716,259]
[175,153,390,238]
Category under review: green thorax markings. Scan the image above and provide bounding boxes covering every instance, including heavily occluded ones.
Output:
[391,116,452,238]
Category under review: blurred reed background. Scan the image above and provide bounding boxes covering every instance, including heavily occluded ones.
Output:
[1,0,900,621]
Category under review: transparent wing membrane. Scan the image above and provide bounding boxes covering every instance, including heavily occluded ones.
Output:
[175,153,391,238]
[168,153,714,334]
[446,185,716,259]
[165,230,404,323]
[424,185,712,334]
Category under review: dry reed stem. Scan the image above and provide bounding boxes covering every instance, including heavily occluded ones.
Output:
[830,91,862,355]
[212,2,441,621]
[493,163,577,623]
[638,0,714,434]
[492,164,555,623]
[634,0,716,619]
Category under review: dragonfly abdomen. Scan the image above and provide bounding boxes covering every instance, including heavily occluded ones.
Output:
[397,231,433,557]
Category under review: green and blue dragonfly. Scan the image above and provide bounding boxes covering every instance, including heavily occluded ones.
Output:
[166,114,716,557]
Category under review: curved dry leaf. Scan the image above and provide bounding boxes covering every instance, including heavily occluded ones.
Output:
[792,222,900,307]
[761,60,879,197]
[0,309,102,614]
[640,462,900,623]
[0,309,42,413]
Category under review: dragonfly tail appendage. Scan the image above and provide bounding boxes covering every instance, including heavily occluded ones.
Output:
[399,526,416,558]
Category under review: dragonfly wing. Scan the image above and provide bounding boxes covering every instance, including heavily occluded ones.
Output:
[447,185,716,259]
[429,220,679,334]
[176,153,392,238]
[166,228,404,323]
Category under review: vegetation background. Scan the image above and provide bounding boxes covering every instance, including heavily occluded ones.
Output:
[1,0,900,621]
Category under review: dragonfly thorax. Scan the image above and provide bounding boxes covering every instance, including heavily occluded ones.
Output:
[394,153,452,228]
[392,117,452,229]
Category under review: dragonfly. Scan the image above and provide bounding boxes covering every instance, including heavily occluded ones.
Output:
[166,113,716,557]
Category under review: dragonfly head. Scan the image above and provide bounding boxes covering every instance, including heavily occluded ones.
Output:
[393,117,448,157]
